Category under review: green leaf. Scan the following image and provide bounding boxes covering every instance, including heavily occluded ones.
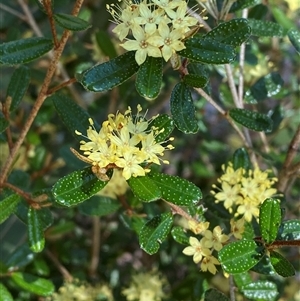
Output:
[0,112,9,133]
[218,240,263,274]
[135,56,163,100]
[95,30,118,58]
[288,28,300,53]
[277,219,300,241]
[27,207,45,253]
[51,93,95,142]
[251,253,276,275]
[259,198,281,244]
[139,212,173,255]
[6,65,30,112]
[271,6,295,32]
[233,272,252,289]
[79,51,139,92]
[229,108,273,133]
[204,288,229,301]
[0,37,53,65]
[171,226,189,245]
[33,258,50,277]
[245,72,284,104]
[0,194,20,224]
[185,62,209,88]
[241,281,278,301]
[11,272,54,296]
[247,19,283,37]
[232,147,251,171]
[204,19,251,47]
[78,196,121,216]
[170,82,199,134]
[269,251,295,277]
[0,283,13,301]
[5,243,35,269]
[230,0,260,12]
[179,37,236,64]
[148,172,202,206]
[150,114,174,143]
[127,176,161,202]
[54,13,91,31]
[52,167,109,207]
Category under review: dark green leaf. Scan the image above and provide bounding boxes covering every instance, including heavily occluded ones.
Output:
[219,240,263,274]
[95,30,117,58]
[171,226,189,245]
[33,258,50,277]
[149,172,202,206]
[51,93,95,142]
[0,283,13,301]
[204,288,229,301]
[270,251,295,277]
[135,56,163,100]
[248,19,283,37]
[139,212,173,255]
[232,148,251,171]
[204,19,251,47]
[0,261,9,274]
[230,0,260,12]
[127,176,161,202]
[170,82,198,134]
[245,72,284,103]
[229,108,273,133]
[268,105,283,133]
[52,167,109,207]
[276,219,300,241]
[150,114,174,143]
[241,281,278,301]
[0,112,9,133]
[78,196,121,216]
[11,272,54,296]
[233,273,252,289]
[27,207,45,253]
[0,194,20,224]
[259,198,281,244]
[45,221,75,238]
[79,51,139,92]
[5,243,35,268]
[248,4,268,20]
[0,37,53,65]
[288,28,300,53]
[251,253,276,275]
[54,13,91,31]
[6,65,30,112]
[183,74,208,88]
[179,38,236,64]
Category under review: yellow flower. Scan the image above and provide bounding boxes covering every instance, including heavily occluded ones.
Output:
[202,226,229,251]
[200,254,220,274]
[188,220,210,235]
[236,200,260,222]
[230,218,245,240]
[219,163,243,185]
[182,237,211,264]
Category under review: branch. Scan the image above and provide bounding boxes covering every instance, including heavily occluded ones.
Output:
[88,217,101,279]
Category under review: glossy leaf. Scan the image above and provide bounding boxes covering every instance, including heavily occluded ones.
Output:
[51,93,95,141]
[171,226,189,245]
[135,56,163,100]
[11,272,54,296]
[148,172,202,206]
[5,243,35,269]
[170,82,199,134]
[27,207,45,253]
[52,167,108,207]
[230,0,260,12]
[288,28,300,53]
[0,37,53,65]
[245,72,284,103]
[204,19,251,47]
[78,196,121,216]
[270,251,295,277]
[186,62,209,88]
[229,108,273,133]
[0,194,20,224]
[259,198,281,244]
[247,19,283,37]
[150,114,174,143]
[127,176,161,202]
[219,240,263,274]
[139,212,173,255]
[179,37,236,64]
[0,283,13,301]
[232,147,251,171]
[241,281,278,301]
[95,30,118,58]
[251,253,276,275]
[6,65,30,112]
[233,273,252,289]
[0,112,9,133]
[79,51,139,92]
[276,219,300,241]
[54,13,91,31]
[204,288,229,301]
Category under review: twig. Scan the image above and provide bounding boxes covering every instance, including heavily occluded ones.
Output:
[89,217,101,279]
[229,275,236,301]
[225,64,240,108]
[163,200,197,222]
[3,182,32,203]
[47,78,77,95]
[43,0,59,48]
[0,3,26,20]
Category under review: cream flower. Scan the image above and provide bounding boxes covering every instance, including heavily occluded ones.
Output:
[202,226,229,251]
[200,254,220,274]
[182,237,211,264]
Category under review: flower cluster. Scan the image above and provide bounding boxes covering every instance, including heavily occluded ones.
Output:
[74,105,174,181]
[106,0,200,65]
[211,163,278,222]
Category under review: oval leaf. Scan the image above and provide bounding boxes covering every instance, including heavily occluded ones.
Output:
[277,219,300,241]
[247,19,283,37]
[127,175,161,202]
[11,272,54,296]
[171,226,189,245]
[79,51,139,92]
[219,240,263,274]
[0,283,13,301]
[52,167,108,207]
[148,172,202,206]
[241,281,278,301]
[229,108,273,133]
[288,28,300,53]
[0,37,53,65]
[54,13,91,31]
[0,194,20,224]
[150,114,174,143]
[230,0,260,12]
[27,207,45,253]
[139,212,173,255]
[170,82,199,134]
[183,74,208,88]
[259,198,281,244]
[232,148,251,171]
[204,288,229,301]
[233,273,252,289]
[269,251,295,277]
[135,56,163,100]
[5,243,35,269]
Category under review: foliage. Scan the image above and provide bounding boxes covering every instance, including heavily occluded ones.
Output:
[0,0,299,300]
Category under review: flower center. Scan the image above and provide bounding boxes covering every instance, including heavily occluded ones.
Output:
[140,40,148,48]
